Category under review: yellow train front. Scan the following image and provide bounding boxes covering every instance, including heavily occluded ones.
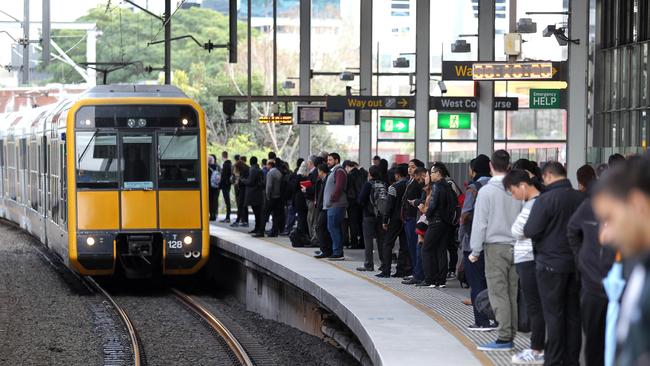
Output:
[0,85,210,277]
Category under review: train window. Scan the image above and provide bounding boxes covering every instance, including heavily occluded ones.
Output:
[121,133,154,189]
[76,132,118,189]
[157,133,200,188]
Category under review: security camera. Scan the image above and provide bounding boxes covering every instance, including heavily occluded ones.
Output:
[451,39,471,53]
[393,57,410,68]
[438,81,447,94]
[542,24,557,38]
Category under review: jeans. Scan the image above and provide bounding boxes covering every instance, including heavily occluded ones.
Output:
[285,204,296,233]
[361,216,382,269]
[251,205,263,234]
[536,269,581,366]
[580,291,607,366]
[326,207,345,256]
[403,218,421,280]
[317,210,332,256]
[380,219,411,275]
[463,251,489,327]
[221,185,231,219]
[422,221,450,285]
[485,243,519,342]
[516,261,546,351]
[347,203,363,248]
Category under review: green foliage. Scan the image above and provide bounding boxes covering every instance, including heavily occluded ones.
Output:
[39,3,346,163]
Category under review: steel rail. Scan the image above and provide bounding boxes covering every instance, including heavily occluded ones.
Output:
[85,277,144,366]
[171,288,254,366]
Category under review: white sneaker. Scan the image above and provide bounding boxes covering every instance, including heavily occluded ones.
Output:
[511,349,544,365]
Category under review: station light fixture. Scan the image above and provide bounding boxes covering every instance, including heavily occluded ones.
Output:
[282,80,296,89]
[451,39,471,53]
[339,71,355,81]
[516,18,537,34]
[393,57,410,68]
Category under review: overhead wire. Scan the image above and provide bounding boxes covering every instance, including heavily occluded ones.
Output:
[148,0,187,45]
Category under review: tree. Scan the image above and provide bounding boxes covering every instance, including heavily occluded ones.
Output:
[38,3,347,166]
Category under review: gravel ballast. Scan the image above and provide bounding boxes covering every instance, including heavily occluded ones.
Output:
[0,223,102,365]
[194,292,360,366]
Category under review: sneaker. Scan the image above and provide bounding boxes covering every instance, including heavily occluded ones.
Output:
[477,340,513,352]
[447,271,456,279]
[328,255,345,261]
[375,272,390,278]
[240,222,249,228]
[401,278,419,285]
[511,349,544,365]
[220,218,231,223]
[403,275,414,281]
[230,222,240,228]
[314,253,330,259]
[356,267,374,272]
[314,250,322,255]
[415,281,436,288]
[467,324,494,332]
[437,283,447,289]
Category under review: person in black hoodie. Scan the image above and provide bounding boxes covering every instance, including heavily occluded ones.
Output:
[567,164,615,366]
[418,162,455,288]
[377,164,411,278]
[243,157,264,235]
[314,163,333,258]
[219,151,232,223]
[401,159,425,285]
[356,165,386,271]
[524,161,586,366]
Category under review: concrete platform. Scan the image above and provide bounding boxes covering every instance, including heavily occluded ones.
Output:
[210,223,491,366]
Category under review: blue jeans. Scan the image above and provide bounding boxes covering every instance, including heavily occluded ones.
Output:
[463,251,490,326]
[327,207,345,256]
[403,218,422,281]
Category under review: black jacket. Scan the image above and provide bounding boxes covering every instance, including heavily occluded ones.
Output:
[315,176,327,211]
[304,168,319,202]
[401,179,423,220]
[220,160,232,189]
[346,168,366,203]
[290,174,309,213]
[384,178,408,225]
[426,180,451,223]
[243,164,264,207]
[567,198,616,297]
[524,179,586,273]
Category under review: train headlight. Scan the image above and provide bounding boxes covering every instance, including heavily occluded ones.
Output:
[127,118,136,128]
[137,118,147,127]
[86,237,95,246]
[181,118,189,126]
[183,235,192,245]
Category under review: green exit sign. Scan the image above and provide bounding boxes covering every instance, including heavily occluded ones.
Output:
[438,113,471,129]
[530,89,561,109]
[380,117,410,133]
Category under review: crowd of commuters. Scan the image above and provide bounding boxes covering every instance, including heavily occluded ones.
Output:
[209,149,650,366]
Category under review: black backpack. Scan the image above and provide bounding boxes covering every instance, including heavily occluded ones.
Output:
[369,181,389,217]
[464,180,485,233]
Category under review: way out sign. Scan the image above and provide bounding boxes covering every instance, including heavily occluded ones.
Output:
[380,117,410,133]
[530,89,561,109]
[438,113,471,129]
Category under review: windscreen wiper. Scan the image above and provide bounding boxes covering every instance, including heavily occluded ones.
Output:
[77,130,98,164]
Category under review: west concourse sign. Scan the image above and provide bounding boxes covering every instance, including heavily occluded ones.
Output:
[431,96,519,112]
[326,95,413,110]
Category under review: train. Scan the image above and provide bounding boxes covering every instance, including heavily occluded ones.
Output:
[0,85,210,277]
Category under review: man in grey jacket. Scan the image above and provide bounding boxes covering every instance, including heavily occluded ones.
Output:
[261,160,284,237]
[469,150,522,352]
[323,152,348,260]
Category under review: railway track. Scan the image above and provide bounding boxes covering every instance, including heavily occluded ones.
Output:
[85,277,145,366]
[86,278,254,366]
